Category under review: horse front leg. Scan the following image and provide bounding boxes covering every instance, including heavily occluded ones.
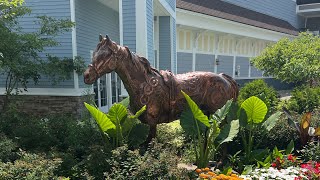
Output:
[147,124,157,143]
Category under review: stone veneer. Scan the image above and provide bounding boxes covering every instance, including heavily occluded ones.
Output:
[0,95,92,117]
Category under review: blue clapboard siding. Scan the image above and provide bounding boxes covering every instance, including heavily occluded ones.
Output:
[0,0,74,88]
[177,52,192,74]
[75,0,119,88]
[235,56,250,78]
[216,55,233,76]
[251,66,263,77]
[221,0,300,28]
[172,17,177,73]
[159,16,171,71]
[146,0,154,65]
[165,0,176,12]
[195,54,215,72]
[123,0,136,52]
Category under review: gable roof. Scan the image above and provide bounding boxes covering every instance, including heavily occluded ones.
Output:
[176,0,299,36]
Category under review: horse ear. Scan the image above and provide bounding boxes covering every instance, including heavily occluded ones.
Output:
[105,34,110,42]
[99,34,103,42]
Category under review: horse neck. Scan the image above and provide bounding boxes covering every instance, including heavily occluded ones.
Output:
[115,51,147,97]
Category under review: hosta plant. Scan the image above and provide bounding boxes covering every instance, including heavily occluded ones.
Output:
[84,103,149,148]
[180,91,240,168]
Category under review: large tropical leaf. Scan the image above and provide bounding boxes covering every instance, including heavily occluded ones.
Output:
[180,107,199,137]
[214,99,233,121]
[262,111,282,131]
[84,102,116,132]
[119,97,130,107]
[207,120,220,150]
[239,108,248,127]
[107,103,128,125]
[286,140,294,154]
[128,123,150,148]
[181,91,210,127]
[217,119,239,145]
[241,96,268,124]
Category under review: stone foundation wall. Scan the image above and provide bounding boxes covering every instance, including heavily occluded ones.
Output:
[0,95,93,117]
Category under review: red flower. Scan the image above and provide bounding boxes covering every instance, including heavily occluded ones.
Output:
[288,154,293,161]
[272,163,277,167]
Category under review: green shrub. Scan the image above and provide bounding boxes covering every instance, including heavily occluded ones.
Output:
[238,79,279,111]
[0,151,62,180]
[105,141,190,179]
[156,120,186,149]
[253,115,300,150]
[0,134,17,162]
[287,86,320,114]
[299,140,320,162]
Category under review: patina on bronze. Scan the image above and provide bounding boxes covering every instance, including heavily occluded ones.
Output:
[84,35,239,140]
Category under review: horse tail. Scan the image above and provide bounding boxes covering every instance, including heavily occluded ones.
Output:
[221,73,239,101]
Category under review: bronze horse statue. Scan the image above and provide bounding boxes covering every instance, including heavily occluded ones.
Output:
[84,35,239,140]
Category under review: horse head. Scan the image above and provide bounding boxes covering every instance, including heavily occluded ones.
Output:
[84,34,119,84]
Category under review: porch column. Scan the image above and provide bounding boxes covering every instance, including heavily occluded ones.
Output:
[159,16,176,73]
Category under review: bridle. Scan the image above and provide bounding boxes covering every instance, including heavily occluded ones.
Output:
[87,40,128,80]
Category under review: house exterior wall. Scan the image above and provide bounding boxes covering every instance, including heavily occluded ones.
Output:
[195,54,215,72]
[165,0,176,12]
[235,57,250,78]
[216,55,233,76]
[75,0,119,88]
[0,0,74,88]
[221,0,300,28]
[122,0,136,51]
[177,52,192,73]
[147,0,154,64]
[159,16,172,71]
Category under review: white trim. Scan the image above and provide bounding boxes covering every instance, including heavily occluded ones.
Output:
[70,0,79,90]
[0,88,93,96]
[119,0,123,45]
[158,0,175,18]
[232,55,236,78]
[176,9,295,42]
[135,0,148,57]
[156,16,160,69]
[106,74,112,109]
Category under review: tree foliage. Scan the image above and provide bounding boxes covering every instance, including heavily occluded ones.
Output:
[251,32,320,86]
[0,0,84,98]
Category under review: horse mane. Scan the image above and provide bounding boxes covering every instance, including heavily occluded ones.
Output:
[125,47,160,76]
